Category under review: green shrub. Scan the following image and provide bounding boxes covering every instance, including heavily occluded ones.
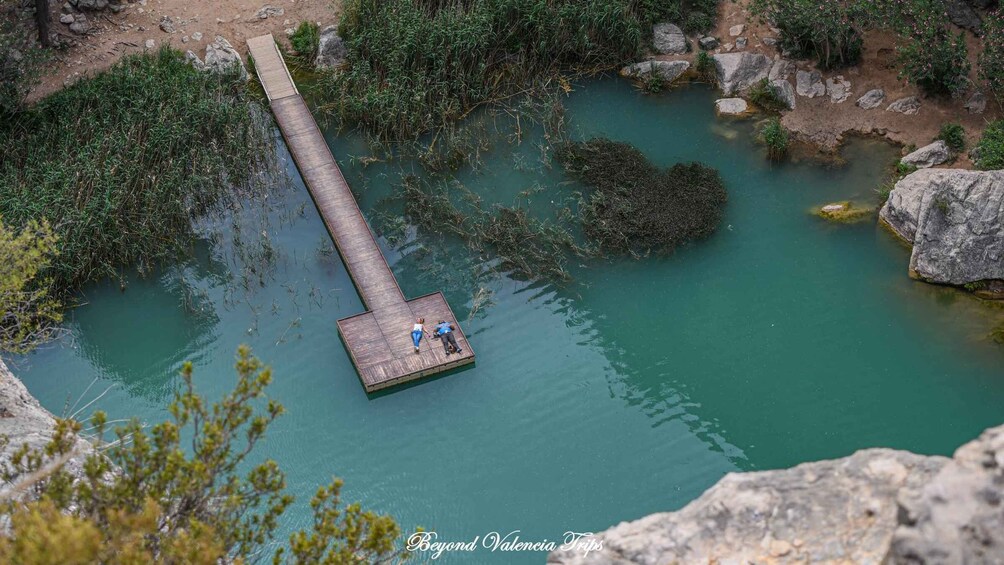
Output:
[289,21,320,63]
[750,0,863,69]
[936,123,966,153]
[897,26,970,96]
[695,51,715,82]
[760,117,790,160]
[555,138,728,254]
[0,19,49,121]
[325,0,673,139]
[0,48,273,290]
[980,10,1004,104]
[747,78,787,112]
[685,11,714,34]
[975,120,1004,170]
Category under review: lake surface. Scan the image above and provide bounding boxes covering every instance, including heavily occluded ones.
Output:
[14,81,1004,563]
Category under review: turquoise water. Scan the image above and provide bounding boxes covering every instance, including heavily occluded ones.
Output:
[13,81,1004,562]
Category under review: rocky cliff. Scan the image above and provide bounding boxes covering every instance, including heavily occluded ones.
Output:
[880,169,1004,289]
[0,359,90,475]
[548,424,1004,564]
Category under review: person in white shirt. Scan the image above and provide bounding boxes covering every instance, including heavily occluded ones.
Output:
[411,318,426,354]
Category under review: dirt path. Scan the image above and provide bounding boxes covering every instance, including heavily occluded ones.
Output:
[30,0,339,102]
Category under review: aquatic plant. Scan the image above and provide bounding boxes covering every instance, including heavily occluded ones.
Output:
[396,176,582,282]
[937,122,966,153]
[0,347,406,563]
[555,138,728,255]
[975,120,1004,170]
[320,0,673,139]
[760,117,790,161]
[747,78,787,112]
[814,201,875,223]
[288,21,320,64]
[0,47,276,291]
[695,51,716,83]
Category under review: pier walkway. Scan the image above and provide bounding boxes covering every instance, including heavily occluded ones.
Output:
[247,35,475,392]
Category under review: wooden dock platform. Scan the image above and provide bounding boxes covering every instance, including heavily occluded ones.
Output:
[247,35,475,392]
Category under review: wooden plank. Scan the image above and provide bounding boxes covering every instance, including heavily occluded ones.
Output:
[248,34,475,392]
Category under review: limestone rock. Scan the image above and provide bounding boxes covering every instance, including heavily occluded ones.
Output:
[159,16,174,33]
[856,88,885,110]
[59,13,74,24]
[735,37,747,49]
[315,25,347,69]
[203,35,248,80]
[714,97,749,116]
[768,58,794,82]
[966,91,987,114]
[698,36,718,50]
[887,96,921,115]
[0,359,91,484]
[652,23,687,54]
[68,14,89,35]
[946,0,983,31]
[770,79,796,110]
[144,38,155,49]
[712,52,771,95]
[549,447,948,564]
[795,69,825,98]
[620,60,690,84]
[729,24,745,37]
[254,4,284,19]
[826,75,851,103]
[889,425,1004,563]
[880,169,1004,285]
[191,31,203,41]
[901,141,952,169]
[185,49,205,71]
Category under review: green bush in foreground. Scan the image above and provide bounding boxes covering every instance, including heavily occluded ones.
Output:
[975,120,1004,170]
[760,117,790,161]
[0,47,274,291]
[0,219,62,355]
[937,123,966,153]
[556,138,728,254]
[0,347,405,564]
[323,0,668,139]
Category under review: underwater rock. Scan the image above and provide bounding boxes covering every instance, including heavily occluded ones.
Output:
[815,201,874,222]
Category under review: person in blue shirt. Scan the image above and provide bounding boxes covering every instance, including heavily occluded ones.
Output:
[434,320,462,355]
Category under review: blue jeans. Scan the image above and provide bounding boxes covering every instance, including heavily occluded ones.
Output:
[411,330,423,348]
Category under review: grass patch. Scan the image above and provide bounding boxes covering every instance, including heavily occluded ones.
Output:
[288,21,320,64]
[760,117,789,160]
[555,138,728,255]
[747,78,787,113]
[0,47,275,291]
[319,0,674,140]
[936,122,965,153]
[975,120,1004,171]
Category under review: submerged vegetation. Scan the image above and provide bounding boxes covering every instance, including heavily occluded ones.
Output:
[0,347,405,563]
[320,0,680,139]
[0,48,275,292]
[556,138,728,255]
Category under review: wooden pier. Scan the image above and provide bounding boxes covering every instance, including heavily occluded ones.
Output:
[247,35,475,392]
